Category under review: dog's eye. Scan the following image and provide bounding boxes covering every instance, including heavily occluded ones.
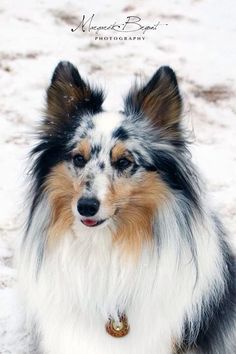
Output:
[115,158,132,171]
[73,154,87,168]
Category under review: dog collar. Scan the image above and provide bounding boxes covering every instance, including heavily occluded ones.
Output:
[105,313,129,338]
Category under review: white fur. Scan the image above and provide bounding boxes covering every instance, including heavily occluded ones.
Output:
[18,195,225,354]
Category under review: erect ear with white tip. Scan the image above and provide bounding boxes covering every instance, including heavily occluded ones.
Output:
[125,66,183,141]
[45,61,104,131]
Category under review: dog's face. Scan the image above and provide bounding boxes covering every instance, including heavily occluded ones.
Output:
[32,61,195,250]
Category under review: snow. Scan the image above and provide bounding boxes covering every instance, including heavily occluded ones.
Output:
[0,0,235,352]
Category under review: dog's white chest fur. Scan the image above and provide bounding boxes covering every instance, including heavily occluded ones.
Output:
[19,212,222,354]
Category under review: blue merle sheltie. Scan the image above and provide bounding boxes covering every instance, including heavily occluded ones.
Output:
[19,61,236,354]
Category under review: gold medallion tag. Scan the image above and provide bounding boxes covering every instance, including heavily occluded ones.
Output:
[105,313,130,338]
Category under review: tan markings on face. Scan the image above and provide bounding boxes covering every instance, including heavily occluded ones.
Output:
[73,138,91,161]
[105,171,169,257]
[111,143,134,164]
[44,163,81,243]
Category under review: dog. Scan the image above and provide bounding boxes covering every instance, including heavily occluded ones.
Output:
[19,61,236,354]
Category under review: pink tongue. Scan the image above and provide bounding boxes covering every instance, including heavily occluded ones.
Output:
[83,219,98,226]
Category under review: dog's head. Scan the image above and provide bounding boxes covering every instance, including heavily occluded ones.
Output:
[30,61,197,251]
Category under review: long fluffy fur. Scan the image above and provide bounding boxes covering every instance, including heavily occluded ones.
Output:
[19,61,235,354]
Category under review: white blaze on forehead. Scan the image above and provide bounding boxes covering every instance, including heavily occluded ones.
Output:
[91,112,124,202]
[72,111,124,146]
[92,111,124,142]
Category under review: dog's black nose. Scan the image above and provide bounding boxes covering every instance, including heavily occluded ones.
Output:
[77,198,100,217]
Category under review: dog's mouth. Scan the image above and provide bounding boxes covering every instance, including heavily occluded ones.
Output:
[81,218,106,227]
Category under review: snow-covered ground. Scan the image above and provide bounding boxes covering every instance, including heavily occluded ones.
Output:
[0,0,235,352]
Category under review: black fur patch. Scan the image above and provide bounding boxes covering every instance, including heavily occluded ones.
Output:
[85,180,91,190]
[26,137,71,232]
[99,162,105,170]
[91,144,101,157]
[112,127,129,141]
[133,147,200,209]
[150,149,199,207]
[181,218,236,354]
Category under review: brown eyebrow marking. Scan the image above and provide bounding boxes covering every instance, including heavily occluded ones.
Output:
[72,138,91,160]
[111,143,134,163]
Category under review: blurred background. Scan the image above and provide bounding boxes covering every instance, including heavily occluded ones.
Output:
[0,0,236,352]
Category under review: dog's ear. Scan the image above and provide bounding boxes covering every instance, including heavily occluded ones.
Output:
[125,66,183,140]
[45,61,104,125]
